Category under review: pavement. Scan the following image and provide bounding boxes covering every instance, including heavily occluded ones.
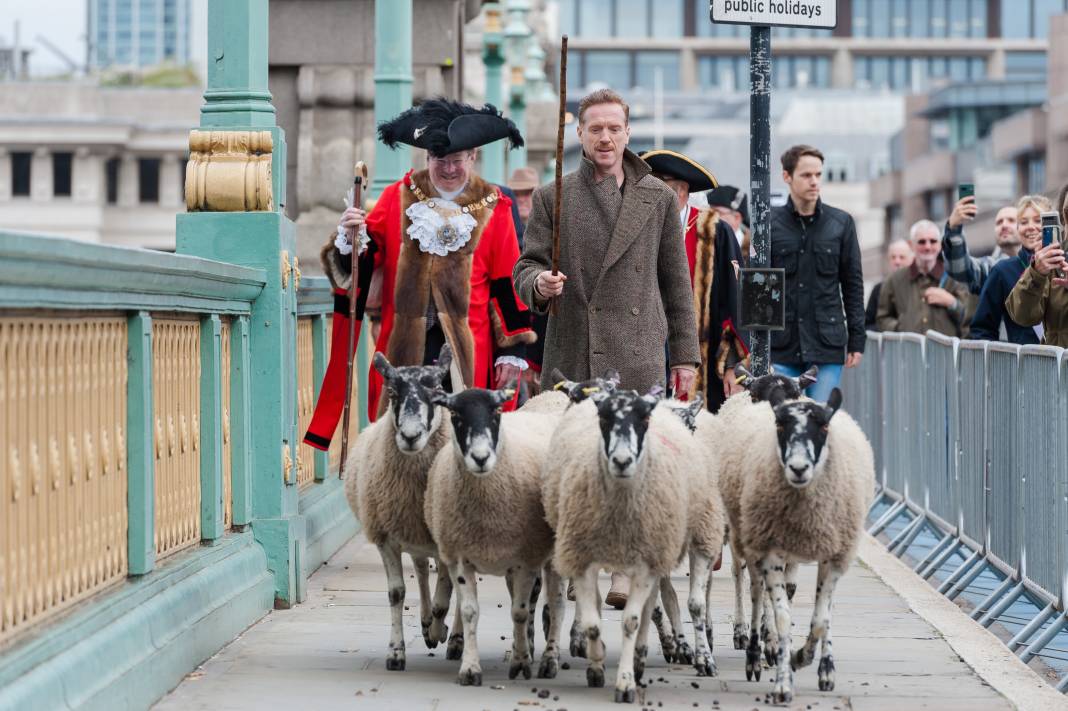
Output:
[155,534,1016,711]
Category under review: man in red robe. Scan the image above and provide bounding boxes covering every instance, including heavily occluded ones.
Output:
[304,99,534,450]
[640,150,749,413]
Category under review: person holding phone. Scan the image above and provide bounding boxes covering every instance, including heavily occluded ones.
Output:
[969,195,1051,344]
[1006,185,1068,347]
[942,183,1021,294]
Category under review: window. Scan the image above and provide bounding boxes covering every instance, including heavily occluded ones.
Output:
[1026,154,1046,194]
[11,151,31,197]
[1001,0,1068,39]
[650,0,683,38]
[1033,0,1066,39]
[138,157,160,203]
[106,157,120,204]
[948,0,969,38]
[908,0,930,38]
[1005,51,1048,79]
[635,52,680,91]
[558,0,576,36]
[584,51,631,90]
[52,152,73,197]
[698,55,747,91]
[577,0,611,38]
[615,0,646,38]
[823,154,852,183]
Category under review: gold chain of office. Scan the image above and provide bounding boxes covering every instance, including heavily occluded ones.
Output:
[406,181,497,218]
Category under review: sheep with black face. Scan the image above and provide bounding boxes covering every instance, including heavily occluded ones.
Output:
[424,386,562,686]
[344,345,464,672]
[545,388,698,704]
[722,386,874,704]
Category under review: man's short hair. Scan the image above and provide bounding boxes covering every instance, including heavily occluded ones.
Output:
[578,88,630,124]
[780,144,825,175]
[909,219,940,241]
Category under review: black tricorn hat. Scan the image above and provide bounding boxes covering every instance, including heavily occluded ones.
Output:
[707,185,750,228]
[378,98,524,157]
[638,150,718,193]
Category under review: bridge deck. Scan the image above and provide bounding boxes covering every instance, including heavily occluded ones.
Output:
[156,535,1011,711]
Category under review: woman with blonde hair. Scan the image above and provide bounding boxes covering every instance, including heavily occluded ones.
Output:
[1006,188,1068,346]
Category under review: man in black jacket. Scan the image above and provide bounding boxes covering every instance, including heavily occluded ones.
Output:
[770,144,865,401]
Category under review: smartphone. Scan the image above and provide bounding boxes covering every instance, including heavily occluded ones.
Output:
[1041,211,1060,248]
[958,183,975,201]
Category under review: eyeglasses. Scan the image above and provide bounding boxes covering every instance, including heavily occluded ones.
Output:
[915,239,939,246]
[429,156,470,169]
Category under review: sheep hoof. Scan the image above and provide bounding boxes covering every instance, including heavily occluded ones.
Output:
[772,685,793,704]
[786,582,797,602]
[537,654,559,679]
[445,634,464,660]
[429,618,449,644]
[791,647,814,671]
[586,666,605,688]
[818,655,835,691]
[634,645,647,682]
[385,655,406,672]
[614,687,636,703]
[456,668,482,686]
[694,654,717,677]
[764,644,779,668]
[745,647,762,682]
[421,621,438,649]
[508,659,532,680]
[674,640,694,665]
[733,629,749,650]
[569,624,587,658]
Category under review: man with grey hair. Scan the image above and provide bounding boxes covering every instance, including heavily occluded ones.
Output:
[876,219,975,337]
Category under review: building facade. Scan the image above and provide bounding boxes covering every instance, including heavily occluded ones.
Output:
[88,0,192,70]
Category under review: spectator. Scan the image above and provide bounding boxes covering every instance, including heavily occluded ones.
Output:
[506,166,540,249]
[1006,185,1068,347]
[770,144,865,401]
[970,195,1051,344]
[865,239,914,329]
[876,220,974,337]
[507,166,545,398]
[706,184,750,253]
[942,197,1019,294]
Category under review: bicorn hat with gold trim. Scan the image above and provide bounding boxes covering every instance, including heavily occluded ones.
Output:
[638,149,718,193]
[378,98,524,157]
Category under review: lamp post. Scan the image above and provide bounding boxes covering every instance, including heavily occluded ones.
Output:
[481,2,506,184]
[504,0,532,171]
[372,0,413,198]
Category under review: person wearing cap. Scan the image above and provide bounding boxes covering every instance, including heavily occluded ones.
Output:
[507,166,540,247]
[639,149,749,413]
[707,184,751,257]
[303,98,535,449]
[507,166,547,397]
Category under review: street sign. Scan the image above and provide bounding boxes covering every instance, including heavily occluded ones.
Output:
[710,0,838,30]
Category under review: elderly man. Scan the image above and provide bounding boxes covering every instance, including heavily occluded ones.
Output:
[876,219,974,337]
[942,197,1019,294]
[303,99,535,448]
[513,88,700,608]
[865,239,914,329]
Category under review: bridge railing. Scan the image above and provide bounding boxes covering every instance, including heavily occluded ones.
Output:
[842,331,1068,693]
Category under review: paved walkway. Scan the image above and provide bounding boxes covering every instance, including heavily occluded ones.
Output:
[156,534,1012,711]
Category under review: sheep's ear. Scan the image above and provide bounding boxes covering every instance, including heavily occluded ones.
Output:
[767,386,787,409]
[647,383,665,398]
[688,394,705,416]
[436,343,453,375]
[373,352,396,379]
[733,363,754,389]
[493,385,516,407]
[602,369,621,386]
[826,388,843,417]
[798,365,819,389]
[429,389,452,408]
[550,368,569,386]
[589,389,611,405]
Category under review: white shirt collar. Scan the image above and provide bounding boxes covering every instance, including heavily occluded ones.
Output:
[679,205,689,230]
[432,181,468,202]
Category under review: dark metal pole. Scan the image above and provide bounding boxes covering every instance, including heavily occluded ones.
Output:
[749,25,772,377]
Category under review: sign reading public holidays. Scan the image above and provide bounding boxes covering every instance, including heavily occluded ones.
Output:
[710,0,838,30]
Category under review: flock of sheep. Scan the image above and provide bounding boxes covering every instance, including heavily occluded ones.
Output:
[344,345,876,704]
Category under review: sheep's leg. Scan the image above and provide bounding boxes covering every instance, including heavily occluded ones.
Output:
[762,552,794,704]
[688,550,716,677]
[508,567,537,680]
[731,538,749,650]
[538,565,565,679]
[450,560,482,686]
[788,560,843,691]
[574,567,605,688]
[378,542,407,671]
[660,575,691,664]
[614,568,656,703]
[430,557,453,647]
[570,575,598,659]
[528,572,541,659]
[704,557,716,652]
[413,556,436,649]
[785,561,799,602]
[744,555,764,682]
[634,581,658,683]
[651,588,678,663]
[446,582,466,660]
[761,585,780,667]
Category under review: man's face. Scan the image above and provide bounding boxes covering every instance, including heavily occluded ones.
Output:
[1018,207,1043,253]
[514,189,534,223]
[428,150,475,193]
[783,155,822,205]
[662,178,690,213]
[994,207,1019,249]
[713,205,742,231]
[911,226,941,271]
[577,103,629,175]
[887,241,914,271]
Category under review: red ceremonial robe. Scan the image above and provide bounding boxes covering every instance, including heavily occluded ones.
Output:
[304,170,534,451]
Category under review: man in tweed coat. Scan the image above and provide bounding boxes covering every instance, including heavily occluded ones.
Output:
[513,89,701,609]
[513,89,700,398]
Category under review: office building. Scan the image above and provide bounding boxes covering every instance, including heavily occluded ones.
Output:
[88,0,192,70]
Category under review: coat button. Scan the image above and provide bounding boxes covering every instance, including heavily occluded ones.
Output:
[631,307,639,315]
[635,265,642,272]
[633,348,640,355]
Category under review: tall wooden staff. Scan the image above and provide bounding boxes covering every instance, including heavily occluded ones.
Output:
[550,35,568,316]
[339,161,368,478]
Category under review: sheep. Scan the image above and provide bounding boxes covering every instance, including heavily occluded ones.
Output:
[424,385,564,686]
[546,388,699,703]
[722,387,875,703]
[344,345,462,672]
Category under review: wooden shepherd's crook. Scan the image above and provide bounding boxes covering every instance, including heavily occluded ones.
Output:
[339,161,368,478]
[550,35,568,316]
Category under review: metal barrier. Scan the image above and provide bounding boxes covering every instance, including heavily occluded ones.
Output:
[850,330,1068,693]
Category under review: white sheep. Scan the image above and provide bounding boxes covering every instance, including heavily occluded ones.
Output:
[721,387,875,703]
[344,346,462,671]
[546,388,698,703]
[424,386,564,686]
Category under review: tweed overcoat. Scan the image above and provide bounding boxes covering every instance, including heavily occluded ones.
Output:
[513,150,701,392]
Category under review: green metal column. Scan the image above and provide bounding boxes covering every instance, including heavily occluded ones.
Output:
[371,0,413,198]
[504,0,531,170]
[127,312,155,576]
[176,0,305,607]
[482,3,506,184]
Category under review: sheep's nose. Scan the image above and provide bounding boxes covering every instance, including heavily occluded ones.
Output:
[471,452,489,468]
[612,455,633,470]
[789,463,808,478]
[399,431,419,447]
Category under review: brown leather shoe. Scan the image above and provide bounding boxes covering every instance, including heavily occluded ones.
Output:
[605,572,629,609]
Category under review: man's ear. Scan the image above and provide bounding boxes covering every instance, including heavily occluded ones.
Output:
[782,169,792,185]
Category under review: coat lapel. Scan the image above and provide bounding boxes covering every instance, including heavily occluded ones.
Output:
[595,183,655,289]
